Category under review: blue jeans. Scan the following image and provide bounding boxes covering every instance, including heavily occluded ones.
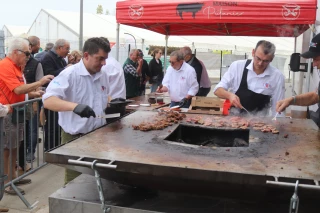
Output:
[150,82,160,93]
[27,114,38,154]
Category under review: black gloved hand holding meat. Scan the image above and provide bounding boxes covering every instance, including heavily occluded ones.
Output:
[73,104,96,118]
[178,98,188,108]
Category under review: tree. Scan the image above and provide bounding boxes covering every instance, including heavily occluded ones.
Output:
[96,5,103,14]
[105,9,109,15]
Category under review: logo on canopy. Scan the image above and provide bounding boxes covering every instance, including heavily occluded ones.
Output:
[282,4,300,20]
[128,5,144,20]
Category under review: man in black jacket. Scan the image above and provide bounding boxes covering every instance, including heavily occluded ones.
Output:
[34,42,54,62]
[137,49,150,95]
[41,39,71,151]
[21,36,44,163]
[42,39,72,77]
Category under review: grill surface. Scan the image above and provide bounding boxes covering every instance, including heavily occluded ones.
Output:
[46,111,320,197]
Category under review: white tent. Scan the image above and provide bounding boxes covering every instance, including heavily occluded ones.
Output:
[2,25,29,53]
[2,25,29,38]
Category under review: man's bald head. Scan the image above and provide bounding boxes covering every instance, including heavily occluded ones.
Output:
[28,36,40,54]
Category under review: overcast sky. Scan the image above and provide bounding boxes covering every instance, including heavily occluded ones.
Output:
[0,0,118,29]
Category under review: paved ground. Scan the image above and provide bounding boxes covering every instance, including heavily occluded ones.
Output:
[0,81,296,212]
[0,129,65,213]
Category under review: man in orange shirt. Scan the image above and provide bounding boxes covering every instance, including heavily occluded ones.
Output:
[0,38,53,195]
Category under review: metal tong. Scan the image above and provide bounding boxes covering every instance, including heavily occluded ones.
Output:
[242,107,252,116]
[272,112,279,121]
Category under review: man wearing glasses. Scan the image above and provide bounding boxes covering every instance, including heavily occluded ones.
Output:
[214,40,285,116]
[157,50,199,108]
[0,38,53,195]
[276,33,320,127]
[181,46,211,97]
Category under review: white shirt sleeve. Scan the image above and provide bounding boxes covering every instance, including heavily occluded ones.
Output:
[107,65,126,99]
[42,72,70,101]
[213,62,236,93]
[270,74,285,116]
[187,68,199,96]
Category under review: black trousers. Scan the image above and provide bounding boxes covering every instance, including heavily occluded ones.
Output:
[196,87,211,97]
[44,109,60,151]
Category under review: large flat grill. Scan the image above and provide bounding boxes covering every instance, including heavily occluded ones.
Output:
[46,111,320,197]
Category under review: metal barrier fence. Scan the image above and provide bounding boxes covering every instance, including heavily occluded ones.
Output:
[0,117,5,202]
[0,98,60,209]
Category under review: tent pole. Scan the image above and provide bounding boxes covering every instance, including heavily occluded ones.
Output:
[306,26,315,92]
[164,35,169,72]
[79,0,83,51]
[142,39,145,52]
[292,37,297,96]
[116,23,120,61]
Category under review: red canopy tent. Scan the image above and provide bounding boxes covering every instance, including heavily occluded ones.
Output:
[116,0,317,37]
[115,0,317,75]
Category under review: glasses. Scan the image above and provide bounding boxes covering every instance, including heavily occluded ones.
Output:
[254,55,271,64]
[169,60,177,65]
[17,49,31,57]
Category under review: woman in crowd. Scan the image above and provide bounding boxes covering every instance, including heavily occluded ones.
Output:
[148,48,164,93]
[69,50,82,64]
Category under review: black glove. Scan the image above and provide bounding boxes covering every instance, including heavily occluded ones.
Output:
[179,98,188,108]
[111,98,126,103]
[104,98,126,115]
[73,104,96,118]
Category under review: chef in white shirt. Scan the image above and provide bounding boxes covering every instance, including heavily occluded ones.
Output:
[43,37,111,184]
[102,55,126,99]
[157,50,199,108]
[213,40,285,116]
[101,52,127,116]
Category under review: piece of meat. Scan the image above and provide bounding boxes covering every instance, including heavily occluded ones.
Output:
[203,118,212,126]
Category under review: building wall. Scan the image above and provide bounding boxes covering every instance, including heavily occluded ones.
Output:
[0,30,5,58]
[28,10,79,51]
[2,26,13,53]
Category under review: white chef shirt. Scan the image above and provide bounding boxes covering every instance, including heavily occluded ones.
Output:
[42,60,109,135]
[213,60,285,116]
[199,59,212,88]
[162,62,199,102]
[101,56,126,99]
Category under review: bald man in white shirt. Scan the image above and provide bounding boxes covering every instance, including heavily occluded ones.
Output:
[214,40,285,116]
[157,50,199,108]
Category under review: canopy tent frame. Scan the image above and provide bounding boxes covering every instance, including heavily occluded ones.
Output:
[115,0,317,93]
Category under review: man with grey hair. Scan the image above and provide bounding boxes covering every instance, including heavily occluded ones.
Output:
[214,40,285,116]
[0,37,53,195]
[123,49,142,99]
[181,46,211,97]
[34,42,54,61]
[42,39,72,77]
[22,36,44,163]
[157,50,199,108]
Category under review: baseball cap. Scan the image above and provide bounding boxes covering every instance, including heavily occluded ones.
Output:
[300,33,320,58]
[137,49,144,57]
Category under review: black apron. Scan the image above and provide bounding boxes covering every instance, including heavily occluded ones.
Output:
[235,60,271,114]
